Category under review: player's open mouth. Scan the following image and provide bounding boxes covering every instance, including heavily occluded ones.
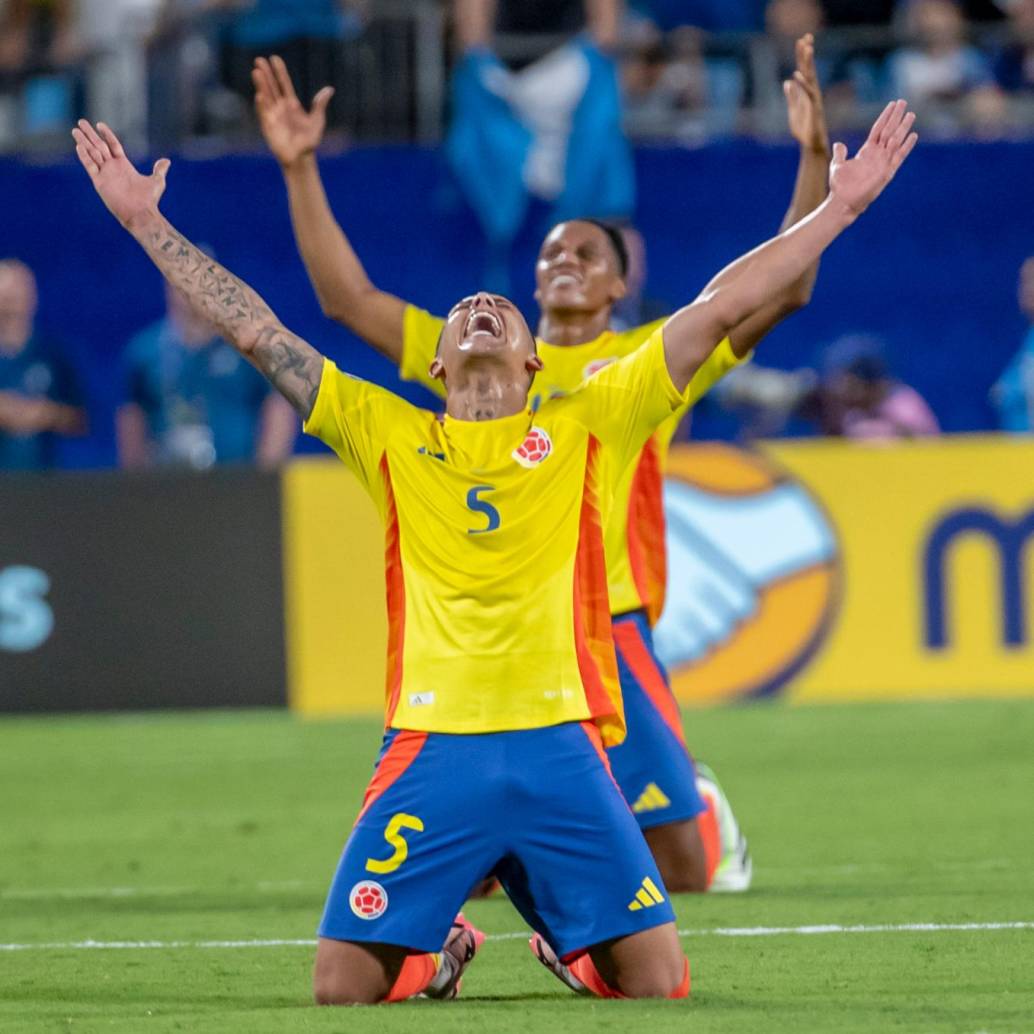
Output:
[466,311,503,337]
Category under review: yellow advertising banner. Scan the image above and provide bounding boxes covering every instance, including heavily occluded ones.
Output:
[283,436,1034,715]
[282,459,387,716]
[659,436,1034,705]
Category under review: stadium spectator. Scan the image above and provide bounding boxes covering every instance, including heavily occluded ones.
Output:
[73,0,168,151]
[0,0,84,144]
[993,0,1034,96]
[222,0,364,132]
[889,0,998,131]
[763,0,834,98]
[810,333,940,439]
[0,259,85,470]
[714,334,940,440]
[446,0,633,288]
[990,255,1034,430]
[117,280,297,469]
[621,23,716,139]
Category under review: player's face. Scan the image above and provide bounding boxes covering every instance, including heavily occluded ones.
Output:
[534,222,626,316]
[1019,258,1034,321]
[433,292,540,384]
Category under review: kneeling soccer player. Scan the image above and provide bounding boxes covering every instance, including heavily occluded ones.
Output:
[72,103,916,1002]
[253,33,833,893]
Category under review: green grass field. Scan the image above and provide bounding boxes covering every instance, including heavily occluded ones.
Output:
[2,699,1033,1033]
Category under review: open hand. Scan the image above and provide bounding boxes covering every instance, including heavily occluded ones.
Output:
[785,33,830,154]
[829,100,917,218]
[253,55,333,168]
[71,120,169,230]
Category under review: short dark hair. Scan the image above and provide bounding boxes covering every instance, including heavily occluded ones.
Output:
[579,219,630,278]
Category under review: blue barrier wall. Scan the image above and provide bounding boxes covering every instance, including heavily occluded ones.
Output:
[1,139,1031,467]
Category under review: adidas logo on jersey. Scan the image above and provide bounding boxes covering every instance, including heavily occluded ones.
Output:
[631,783,671,814]
[627,876,666,912]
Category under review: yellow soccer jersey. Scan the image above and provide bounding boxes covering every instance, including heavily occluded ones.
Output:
[401,305,746,622]
[305,330,709,746]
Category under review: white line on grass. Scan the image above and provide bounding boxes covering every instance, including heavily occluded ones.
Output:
[0,879,312,900]
[2,921,1031,952]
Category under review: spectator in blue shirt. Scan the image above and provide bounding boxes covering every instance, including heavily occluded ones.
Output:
[991,257,1034,432]
[993,0,1034,96]
[0,259,85,471]
[117,280,297,469]
[890,0,994,108]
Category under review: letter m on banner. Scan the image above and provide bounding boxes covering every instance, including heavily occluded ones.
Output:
[923,507,1034,649]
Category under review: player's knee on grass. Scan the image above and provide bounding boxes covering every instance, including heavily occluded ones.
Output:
[312,937,403,1005]
[591,922,688,998]
[645,819,710,893]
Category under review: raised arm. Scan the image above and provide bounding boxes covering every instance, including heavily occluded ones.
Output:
[72,119,323,419]
[252,56,408,362]
[662,101,918,393]
[704,34,831,358]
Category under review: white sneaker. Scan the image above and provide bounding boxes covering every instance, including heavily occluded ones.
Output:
[696,761,753,893]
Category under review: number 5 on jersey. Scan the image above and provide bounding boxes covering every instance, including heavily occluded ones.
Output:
[467,484,500,535]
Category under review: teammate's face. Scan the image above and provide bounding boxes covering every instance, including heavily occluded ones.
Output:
[1019,258,1034,322]
[534,222,626,316]
[432,292,541,385]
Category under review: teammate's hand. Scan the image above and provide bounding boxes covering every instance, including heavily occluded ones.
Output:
[828,100,917,219]
[252,55,333,168]
[785,33,830,155]
[71,119,169,230]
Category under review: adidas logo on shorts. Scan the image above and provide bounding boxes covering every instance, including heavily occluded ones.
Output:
[627,876,666,911]
[631,782,671,813]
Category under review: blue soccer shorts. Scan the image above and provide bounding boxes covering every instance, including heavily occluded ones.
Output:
[607,610,707,831]
[318,720,676,960]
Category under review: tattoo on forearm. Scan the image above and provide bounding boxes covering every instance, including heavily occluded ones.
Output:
[251,325,322,417]
[137,218,322,417]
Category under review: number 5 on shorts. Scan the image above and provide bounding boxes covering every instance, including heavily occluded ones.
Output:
[365,813,424,874]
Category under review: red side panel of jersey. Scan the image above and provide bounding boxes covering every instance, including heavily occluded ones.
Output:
[381,455,406,726]
[625,435,668,626]
[572,436,624,745]
[612,619,687,748]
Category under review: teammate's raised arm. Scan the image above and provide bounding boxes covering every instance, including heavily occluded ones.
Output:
[252,56,408,361]
[702,33,832,359]
[662,100,918,393]
[71,119,324,419]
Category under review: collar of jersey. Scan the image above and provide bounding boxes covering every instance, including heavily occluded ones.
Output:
[441,407,533,463]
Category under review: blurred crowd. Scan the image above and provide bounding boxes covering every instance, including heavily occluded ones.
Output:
[2,0,1034,471]
[0,257,297,471]
[1,0,1033,152]
[624,0,1034,139]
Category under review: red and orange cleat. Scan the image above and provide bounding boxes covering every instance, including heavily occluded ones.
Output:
[421,913,486,1000]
